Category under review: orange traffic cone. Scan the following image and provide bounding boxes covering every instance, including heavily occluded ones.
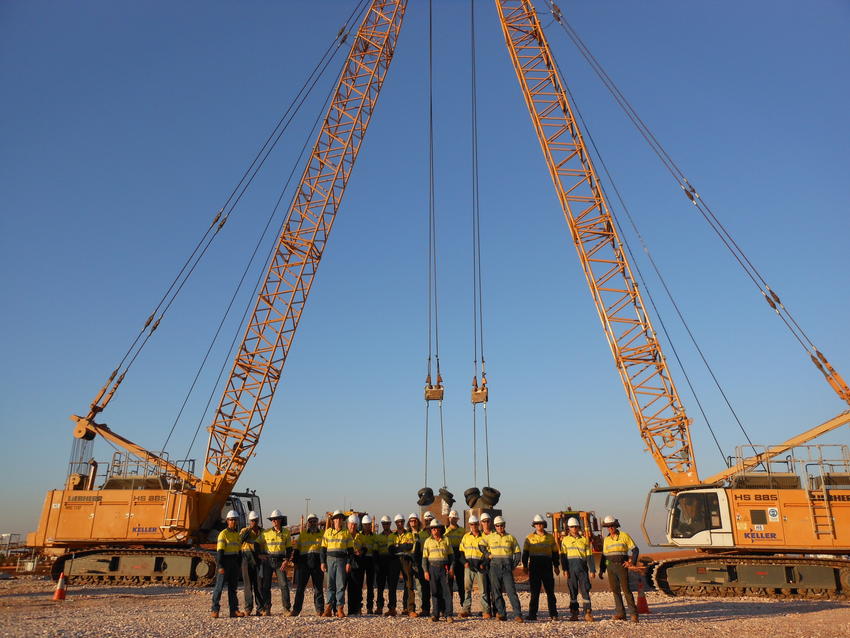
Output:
[53,572,68,601]
[636,580,651,614]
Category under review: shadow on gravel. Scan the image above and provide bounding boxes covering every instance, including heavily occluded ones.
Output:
[648,599,845,620]
[0,586,185,598]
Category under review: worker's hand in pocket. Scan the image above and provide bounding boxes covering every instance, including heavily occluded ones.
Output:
[424,571,430,582]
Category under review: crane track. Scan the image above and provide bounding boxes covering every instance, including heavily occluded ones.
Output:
[652,555,850,602]
[51,546,217,588]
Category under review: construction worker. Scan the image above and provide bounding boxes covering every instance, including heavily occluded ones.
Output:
[240,510,267,616]
[445,510,466,609]
[522,514,559,621]
[422,519,455,622]
[417,511,433,616]
[211,510,246,618]
[357,515,380,613]
[458,514,490,618]
[290,513,325,617]
[486,515,523,622]
[598,515,639,623]
[260,509,291,616]
[560,516,596,621]
[374,515,393,615]
[386,513,415,616]
[478,512,496,617]
[321,510,353,618]
[347,514,366,616]
[408,512,427,617]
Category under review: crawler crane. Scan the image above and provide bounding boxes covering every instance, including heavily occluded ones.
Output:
[495,0,850,599]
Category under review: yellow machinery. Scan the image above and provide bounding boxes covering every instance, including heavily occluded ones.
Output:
[27,0,409,586]
[494,0,850,599]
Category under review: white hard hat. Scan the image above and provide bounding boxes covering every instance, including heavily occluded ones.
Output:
[361,515,372,525]
[468,515,479,524]
[268,509,284,520]
[423,511,435,520]
[493,515,505,525]
[408,512,419,520]
[248,511,260,521]
[567,517,581,527]
[429,518,443,528]
[394,513,404,522]
[381,515,392,524]
[449,510,459,519]
[348,514,360,525]
[307,513,318,521]
[225,510,239,520]
[332,510,344,518]
[532,514,546,525]
[479,512,492,521]
[602,515,619,527]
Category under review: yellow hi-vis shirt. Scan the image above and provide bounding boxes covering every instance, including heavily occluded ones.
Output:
[263,527,291,556]
[487,532,521,560]
[322,528,354,554]
[422,536,453,565]
[418,529,430,546]
[217,528,242,555]
[523,531,557,557]
[355,532,381,556]
[376,531,393,556]
[445,525,465,550]
[295,530,323,554]
[240,526,265,552]
[459,532,487,561]
[603,531,636,557]
[560,534,593,560]
[391,530,417,557]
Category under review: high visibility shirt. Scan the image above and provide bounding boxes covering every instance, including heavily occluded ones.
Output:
[295,530,323,555]
[418,529,430,545]
[375,531,393,556]
[322,528,354,555]
[560,534,593,560]
[355,532,381,557]
[390,530,417,557]
[487,532,521,561]
[217,528,242,555]
[603,531,636,558]
[262,527,291,556]
[523,532,557,558]
[445,526,465,551]
[422,536,453,568]
[240,526,265,553]
[459,532,488,561]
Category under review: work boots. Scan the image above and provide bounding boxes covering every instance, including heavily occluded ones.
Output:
[584,610,595,622]
[210,611,219,619]
[569,611,579,621]
[384,609,397,617]
[321,605,333,617]
[336,608,345,618]
[630,613,639,623]
[229,610,246,618]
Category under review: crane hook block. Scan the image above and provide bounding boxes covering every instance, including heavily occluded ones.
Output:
[471,375,488,404]
[425,382,444,401]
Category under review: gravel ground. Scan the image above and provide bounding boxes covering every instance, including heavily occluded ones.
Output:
[1,577,848,638]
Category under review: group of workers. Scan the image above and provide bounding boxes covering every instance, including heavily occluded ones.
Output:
[211,508,641,623]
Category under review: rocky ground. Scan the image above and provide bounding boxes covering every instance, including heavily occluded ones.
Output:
[1,577,848,638]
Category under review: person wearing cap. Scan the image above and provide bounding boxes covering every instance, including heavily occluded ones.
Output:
[560,517,596,622]
[374,515,394,615]
[522,514,559,621]
[445,510,466,610]
[598,515,639,623]
[458,514,490,618]
[290,513,325,617]
[478,512,497,617]
[239,510,267,616]
[422,519,455,622]
[416,512,433,617]
[387,513,417,616]
[211,510,246,618]
[486,516,523,622]
[321,510,354,618]
[260,509,292,616]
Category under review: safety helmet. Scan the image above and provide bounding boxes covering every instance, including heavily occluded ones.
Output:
[268,509,284,521]
[449,510,459,519]
[531,514,546,526]
[331,510,344,519]
[479,512,492,521]
[408,512,419,521]
[423,511,435,521]
[381,515,392,524]
[347,514,360,525]
[468,515,479,524]
[493,515,505,526]
[602,515,620,527]
[225,510,239,520]
[307,513,318,521]
[361,515,372,525]
[394,513,405,522]
[567,517,581,528]
[248,511,260,521]
[430,519,444,529]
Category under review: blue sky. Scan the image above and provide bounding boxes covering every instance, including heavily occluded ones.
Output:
[1,0,848,541]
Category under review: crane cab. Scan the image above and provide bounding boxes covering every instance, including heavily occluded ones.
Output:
[665,489,735,548]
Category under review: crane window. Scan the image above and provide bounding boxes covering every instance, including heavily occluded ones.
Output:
[671,492,722,538]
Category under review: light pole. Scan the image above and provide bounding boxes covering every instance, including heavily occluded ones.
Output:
[305,497,311,520]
